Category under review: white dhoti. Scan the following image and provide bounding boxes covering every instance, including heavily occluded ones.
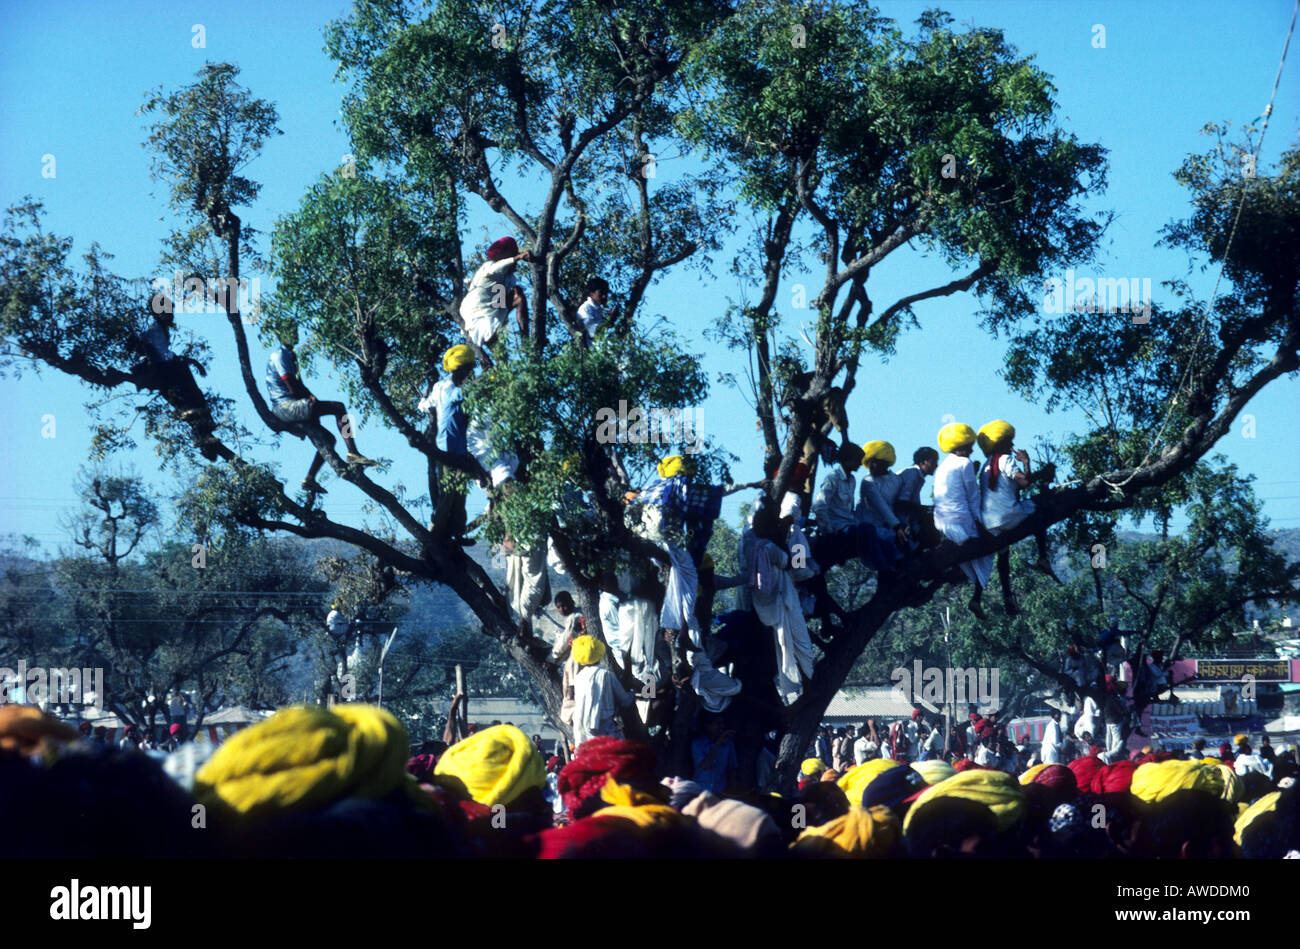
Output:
[599,591,631,658]
[623,596,659,684]
[751,541,814,703]
[938,522,993,587]
[507,545,550,620]
[1104,722,1124,763]
[639,507,700,646]
[689,645,741,713]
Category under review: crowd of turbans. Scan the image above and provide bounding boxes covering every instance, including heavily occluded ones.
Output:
[3,699,1298,859]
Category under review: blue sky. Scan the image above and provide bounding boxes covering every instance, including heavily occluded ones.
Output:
[2,0,1298,556]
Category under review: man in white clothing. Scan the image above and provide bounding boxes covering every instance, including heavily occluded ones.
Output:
[458,236,531,363]
[1041,709,1065,764]
[858,440,908,568]
[570,634,635,747]
[933,422,993,619]
[577,277,609,341]
[975,419,1059,615]
[852,723,879,765]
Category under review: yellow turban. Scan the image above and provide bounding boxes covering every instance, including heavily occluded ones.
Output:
[976,420,1015,456]
[1234,791,1281,846]
[657,455,685,479]
[1234,733,1248,746]
[792,804,900,858]
[801,758,828,777]
[1019,762,1051,785]
[194,704,409,816]
[571,635,606,667]
[903,769,1026,834]
[911,760,956,786]
[837,758,903,804]
[861,441,896,466]
[442,344,475,373]
[433,724,546,806]
[1130,760,1240,804]
[593,777,682,828]
[937,422,977,453]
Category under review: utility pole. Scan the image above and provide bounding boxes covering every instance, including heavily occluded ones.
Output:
[376,627,398,709]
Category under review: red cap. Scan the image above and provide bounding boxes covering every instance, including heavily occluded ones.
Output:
[486,236,519,261]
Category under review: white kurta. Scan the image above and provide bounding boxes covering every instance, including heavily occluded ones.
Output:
[933,453,993,587]
[622,596,660,685]
[981,453,1035,533]
[811,466,856,534]
[1041,718,1064,764]
[573,664,634,747]
[466,417,519,487]
[459,258,517,347]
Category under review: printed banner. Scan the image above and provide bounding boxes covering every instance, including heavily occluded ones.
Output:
[1194,659,1290,682]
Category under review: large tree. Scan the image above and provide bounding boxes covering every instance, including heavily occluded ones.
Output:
[3,2,1297,786]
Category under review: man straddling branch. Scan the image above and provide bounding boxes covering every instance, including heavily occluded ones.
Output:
[132,307,220,460]
[976,419,1061,615]
[266,325,377,494]
[933,422,993,620]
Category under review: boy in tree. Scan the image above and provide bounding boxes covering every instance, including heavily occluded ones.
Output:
[265,324,377,494]
[577,276,609,341]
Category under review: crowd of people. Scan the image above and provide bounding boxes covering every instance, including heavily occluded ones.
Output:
[3,700,1297,859]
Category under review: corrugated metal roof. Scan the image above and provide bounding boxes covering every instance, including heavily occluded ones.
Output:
[823,687,996,721]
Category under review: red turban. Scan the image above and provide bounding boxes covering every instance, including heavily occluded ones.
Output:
[911,709,922,720]
[168,724,182,736]
[1088,744,1105,757]
[953,759,981,772]
[533,815,647,858]
[406,753,439,782]
[1031,764,1077,795]
[1068,755,1105,794]
[557,737,656,813]
[1091,760,1138,794]
[486,237,519,261]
